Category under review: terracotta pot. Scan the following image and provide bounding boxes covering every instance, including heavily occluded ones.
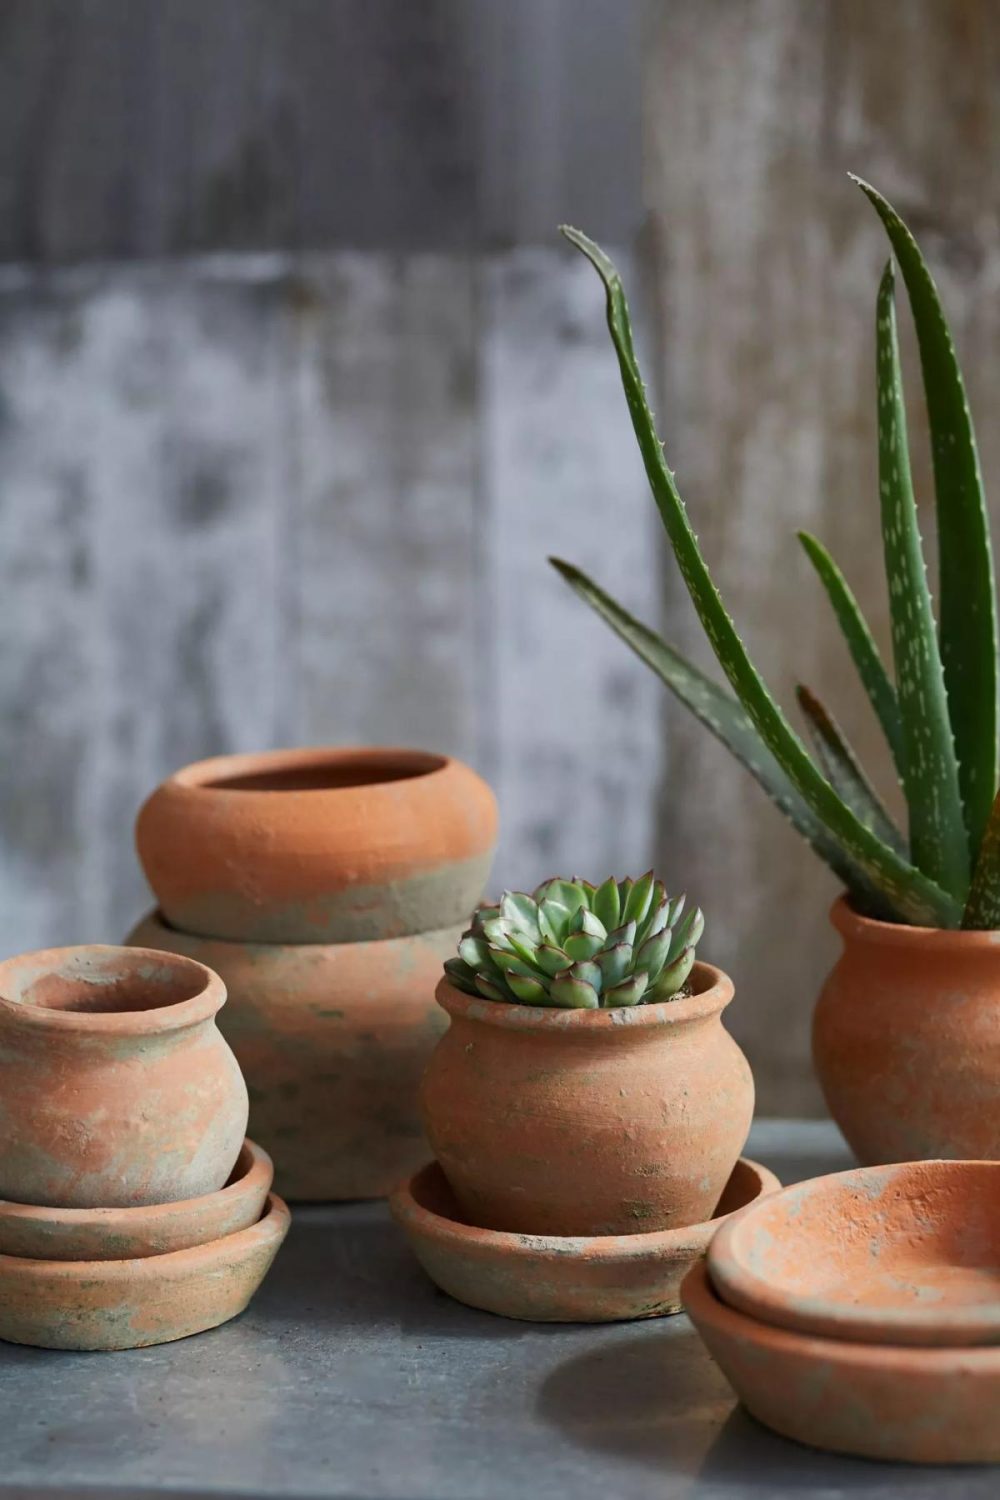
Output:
[127,910,459,1200]
[0,1139,273,1261]
[708,1158,1000,1347]
[420,963,754,1237]
[0,1193,290,1351]
[682,1259,1000,1465]
[391,1156,779,1323]
[135,746,498,944]
[0,945,248,1209]
[813,896,1000,1164]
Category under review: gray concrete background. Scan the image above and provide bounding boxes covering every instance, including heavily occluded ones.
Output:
[3,2,1000,1112]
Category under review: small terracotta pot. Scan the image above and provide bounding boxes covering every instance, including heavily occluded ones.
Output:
[127,911,459,1200]
[421,964,754,1237]
[682,1259,1000,1464]
[813,897,1000,1164]
[391,1156,780,1323]
[136,746,498,944]
[708,1158,1000,1347]
[0,1139,273,1261]
[0,1193,290,1351]
[0,945,248,1209]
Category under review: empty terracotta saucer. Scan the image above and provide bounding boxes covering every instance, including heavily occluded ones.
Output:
[682,1259,1000,1464]
[708,1159,1000,1347]
[390,1157,780,1323]
[0,1193,290,1350]
[0,1140,273,1262]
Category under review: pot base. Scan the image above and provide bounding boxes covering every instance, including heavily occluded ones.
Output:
[682,1259,1000,1464]
[390,1157,779,1324]
[0,1193,289,1350]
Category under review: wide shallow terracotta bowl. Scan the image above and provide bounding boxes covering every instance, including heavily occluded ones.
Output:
[0,1140,273,1262]
[708,1159,1000,1347]
[0,1193,289,1351]
[682,1259,1000,1464]
[390,1157,779,1323]
[136,746,497,944]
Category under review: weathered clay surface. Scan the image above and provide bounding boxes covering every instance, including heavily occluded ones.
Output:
[421,964,754,1237]
[0,1193,289,1351]
[391,1156,779,1323]
[708,1158,1000,1347]
[0,945,248,1209]
[0,1139,272,1261]
[128,911,458,1200]
[682,1259,1000,1464]
[136,746,498,944]
[814,897,1000,1164]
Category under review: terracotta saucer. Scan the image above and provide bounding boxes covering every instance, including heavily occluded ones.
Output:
[682,1259,1000,1464]
[0,1139,274,1262]
[708,1159,1000,1347]
[390,1157,780,1323]
[0,1193,290,1350]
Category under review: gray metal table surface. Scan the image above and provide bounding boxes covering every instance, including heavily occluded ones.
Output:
[0,1119,994,1500]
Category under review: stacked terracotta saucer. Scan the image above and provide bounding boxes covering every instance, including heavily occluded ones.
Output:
[683,1159,1000,1464]
[0,944,289,1351]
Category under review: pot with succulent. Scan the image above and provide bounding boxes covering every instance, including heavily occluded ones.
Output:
[420,874,754,1238]
[552,180,1000,1165]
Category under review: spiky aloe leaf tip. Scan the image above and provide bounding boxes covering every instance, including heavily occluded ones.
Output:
[443,874,704,1009]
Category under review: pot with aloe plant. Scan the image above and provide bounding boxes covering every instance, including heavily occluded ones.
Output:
[553,180,1000,1166]
[420,875,754,1237]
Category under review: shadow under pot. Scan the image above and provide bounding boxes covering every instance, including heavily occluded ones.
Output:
[0,945,248,1209]
[421,962,754,1238]
[813,896,1000,1165]
[135,746,498,945]
[126,911,459,1201]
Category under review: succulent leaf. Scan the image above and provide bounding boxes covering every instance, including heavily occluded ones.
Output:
[593,876,621,932]
[648,947,696,1001]
[447,876,703,1007]
[549,972,600,1009]
[602,972,648,1007]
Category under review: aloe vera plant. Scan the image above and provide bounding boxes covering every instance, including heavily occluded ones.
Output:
[444,876,703,1008]
[552,180,1000,931]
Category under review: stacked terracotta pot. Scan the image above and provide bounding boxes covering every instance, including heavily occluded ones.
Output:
[0,944,288,1350]
[129,747,499,1201]
[393,957,771,1322]
[683,1158,1000,1465]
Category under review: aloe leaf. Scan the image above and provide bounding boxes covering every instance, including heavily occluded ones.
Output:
[550,557,897,919]
[795,685,906,856]
[962,789,1000,928]
[854,177,998,858]
[798,531,904,775]
[558,226,962,929]
[874,260,968,898]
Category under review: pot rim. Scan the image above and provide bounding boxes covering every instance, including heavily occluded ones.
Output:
[390,1156,779,1261]
[162,744,453,797]
[832,893,1000,949]
[0,945,226,1035]
[434,960,733,1032]
[132,907,466,956]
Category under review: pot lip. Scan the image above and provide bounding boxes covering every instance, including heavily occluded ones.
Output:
[390,1157,779,1262]
[0,945,226,1035]
[831,893,1000,948]
[434,961,732,1032]
[681,1258,1000,1372]
[158,744,460,798]
[0,1139,272,1227]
